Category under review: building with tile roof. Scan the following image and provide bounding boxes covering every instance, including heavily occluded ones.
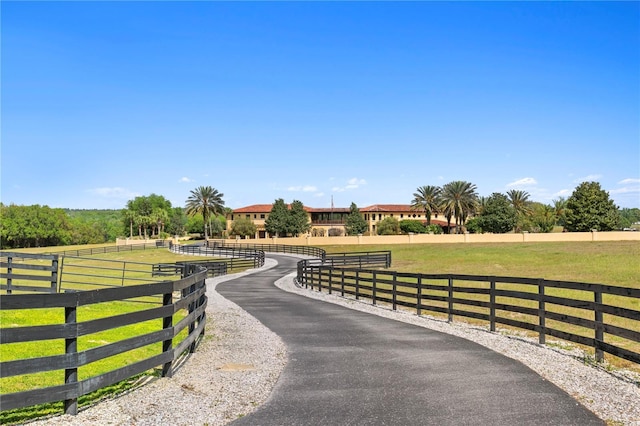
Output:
[226,203,452,239]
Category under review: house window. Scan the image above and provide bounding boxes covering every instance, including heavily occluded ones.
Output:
[246,214,250,219]
[260,214,265,219]
[401,214,404,218]
[378,214,382,221]
[231,214,234,220]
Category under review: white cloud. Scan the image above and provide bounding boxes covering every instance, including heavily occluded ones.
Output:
[179,177,193,183]
[333,177,367,192]
[618,178,640,185]
[314,192,324,197]
[506,177,537,187]
[573,174,602,183]
[287,185,318,192]
[87,187,139,199]
[553,189,572,198]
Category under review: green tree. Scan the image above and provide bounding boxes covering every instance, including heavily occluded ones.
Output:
[565,182,619,232]
[475,193,517,234]
[265,198,289,237]
[411,185,441,225]
[0,204,72,248]
[441,181,479,233]
[166,207,188,237]
[619,208,640,229]
[377,217,400,235]
[399,220,427,234]
[529,203,556,233]
[185,186,225,240]
[344,202,368,235]
[287,200,311,236]
[230,217,257,238]
[507,189,533,232]
[553,197,568,231]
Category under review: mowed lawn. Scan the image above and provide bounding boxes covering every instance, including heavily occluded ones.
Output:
[322,241,639,287]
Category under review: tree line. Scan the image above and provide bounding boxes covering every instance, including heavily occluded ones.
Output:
[407,180,638,235]
[0,186,228,249]
[1,182,638,248]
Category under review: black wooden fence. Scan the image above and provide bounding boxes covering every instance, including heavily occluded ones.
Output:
[207,240,327,259]
[0,253,208,416]
[170,243,265,271]
[297,264,640,365]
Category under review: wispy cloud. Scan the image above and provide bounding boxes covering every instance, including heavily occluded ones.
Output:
[179,177,194,183]
[573,174,602,183]
[332,177,367,192]
[610,178,640,195]
[287,185,318,192]
[506,177,537,187]
[553,189,572,198]
[618,178,640,185]
[87,187,139,199]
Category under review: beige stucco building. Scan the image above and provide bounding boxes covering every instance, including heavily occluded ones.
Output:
[226,204,451,239]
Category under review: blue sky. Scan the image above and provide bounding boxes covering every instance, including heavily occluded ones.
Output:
[2,1,639,210]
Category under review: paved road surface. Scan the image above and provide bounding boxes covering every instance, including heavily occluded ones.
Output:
[217,254,603,425]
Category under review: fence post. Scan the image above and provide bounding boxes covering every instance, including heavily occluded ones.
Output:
[448,276,453,323]
[7,255,12,294]
[490,277,496,332]
[594,290,604,363]
[416,276,422,316]
[328,268,332,295]
[538,279,546,345]
[51,255,59,293]
[64,303,78,415]
[161,292,174,378]
[392,271,397,311]
[355,270,360,300]
[372,271,377,306]
[341,269,345,297]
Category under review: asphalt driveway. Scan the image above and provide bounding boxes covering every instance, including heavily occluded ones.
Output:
[217,254,603,426]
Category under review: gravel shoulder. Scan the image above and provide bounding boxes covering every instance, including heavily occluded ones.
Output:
[31,258,640,426]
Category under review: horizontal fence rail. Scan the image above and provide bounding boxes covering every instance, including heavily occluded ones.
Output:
[0,252,59,294]
[170,243,265,270]
[208,240,327,259]
[296,264,640,366]
[0,262,208,416]
[49,241,171,257]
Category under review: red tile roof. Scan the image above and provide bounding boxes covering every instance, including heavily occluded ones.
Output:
[361,204,416,212]
[232,204,313,213]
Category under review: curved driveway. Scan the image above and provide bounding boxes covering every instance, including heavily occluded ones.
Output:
[217,254,603,425]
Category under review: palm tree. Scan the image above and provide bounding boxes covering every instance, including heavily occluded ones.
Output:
[411,185,441,225]
[185,186,225,240]
[440,181,479,234]
[507,189,532,232]
[553,197,568,231]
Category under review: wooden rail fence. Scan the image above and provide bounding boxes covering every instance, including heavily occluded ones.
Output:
[297,264,640,365]
[0,252,208,417]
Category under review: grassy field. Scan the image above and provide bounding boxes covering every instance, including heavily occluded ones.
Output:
[322,241,639,287]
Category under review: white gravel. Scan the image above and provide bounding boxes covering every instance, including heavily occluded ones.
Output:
[30,258,640,425]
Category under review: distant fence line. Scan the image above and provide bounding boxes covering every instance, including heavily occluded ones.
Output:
[296,263,640,365]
